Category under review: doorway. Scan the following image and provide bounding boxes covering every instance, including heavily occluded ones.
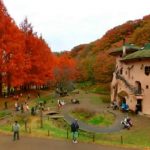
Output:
[136,99,142,114]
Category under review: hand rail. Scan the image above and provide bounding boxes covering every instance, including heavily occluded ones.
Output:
[115,73,143,95]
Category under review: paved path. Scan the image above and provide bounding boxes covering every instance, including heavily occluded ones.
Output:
[62,104,124,133]
[0,134,140,150]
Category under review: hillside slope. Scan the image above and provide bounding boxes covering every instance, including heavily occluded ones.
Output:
[70,14,150,86]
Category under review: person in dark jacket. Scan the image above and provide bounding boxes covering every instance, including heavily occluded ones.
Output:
[71,119,79,143]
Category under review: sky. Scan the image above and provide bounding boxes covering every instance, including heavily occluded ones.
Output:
[3,0,150,52]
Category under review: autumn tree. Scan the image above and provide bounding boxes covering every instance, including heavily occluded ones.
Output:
[53,53,77,91]
[0,0,7,95]
[130,20,150,45]
[93,52,115,83]
[20,18,54,89]
[0,0,26,95]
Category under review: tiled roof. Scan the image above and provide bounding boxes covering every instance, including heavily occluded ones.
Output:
[122,43,150,61]
[109,43,140,56]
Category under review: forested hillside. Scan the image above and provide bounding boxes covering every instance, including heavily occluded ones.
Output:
[70,15,150,86]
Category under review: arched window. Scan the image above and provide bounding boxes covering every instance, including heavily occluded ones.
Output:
[135,81,142,94]
[145,66,150,76]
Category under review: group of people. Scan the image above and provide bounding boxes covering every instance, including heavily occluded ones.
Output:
[110,100,134,130]
[15,101,30,112]
[110,100,129,112]
[121,116,133,129]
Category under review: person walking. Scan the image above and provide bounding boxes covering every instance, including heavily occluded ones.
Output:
[71,119,79,143]
[12,121,20,141]
[57,99,62,111]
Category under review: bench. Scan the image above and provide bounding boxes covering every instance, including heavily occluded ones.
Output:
[49,115,64,119]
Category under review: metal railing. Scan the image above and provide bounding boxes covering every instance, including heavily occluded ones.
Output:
[116,73,143,95]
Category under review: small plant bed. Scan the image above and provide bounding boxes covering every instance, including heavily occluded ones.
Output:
[71,108,115,127]
[0,110,12,119]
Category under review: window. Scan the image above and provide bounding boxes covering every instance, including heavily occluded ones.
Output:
[135,81,142,94]
[145,66,150,75]
[146,85,149,89]
[140,64,144,70]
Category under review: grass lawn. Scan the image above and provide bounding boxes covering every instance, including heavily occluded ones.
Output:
[71,108,115,127]
[0,89,150,149]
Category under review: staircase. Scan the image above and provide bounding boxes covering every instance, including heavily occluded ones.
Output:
[115,73,140,95]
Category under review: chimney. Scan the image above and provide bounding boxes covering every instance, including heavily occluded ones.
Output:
[122,38,126,57]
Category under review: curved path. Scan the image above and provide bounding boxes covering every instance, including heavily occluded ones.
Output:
[62,104,124,133]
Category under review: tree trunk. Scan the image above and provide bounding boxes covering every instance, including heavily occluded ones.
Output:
[7,72,11,96]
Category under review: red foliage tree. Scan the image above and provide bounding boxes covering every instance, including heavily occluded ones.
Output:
[0,0,26,94]
[53,53,77,90]
[20,18,54,89]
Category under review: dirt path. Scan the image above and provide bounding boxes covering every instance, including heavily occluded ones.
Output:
[0,134,140,150]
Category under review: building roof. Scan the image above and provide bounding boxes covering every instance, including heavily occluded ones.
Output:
[109,43,140,56]
[122,43,150,62]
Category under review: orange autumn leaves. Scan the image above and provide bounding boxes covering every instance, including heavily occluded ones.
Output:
[0,0,77,94]
[53,53,77,86]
